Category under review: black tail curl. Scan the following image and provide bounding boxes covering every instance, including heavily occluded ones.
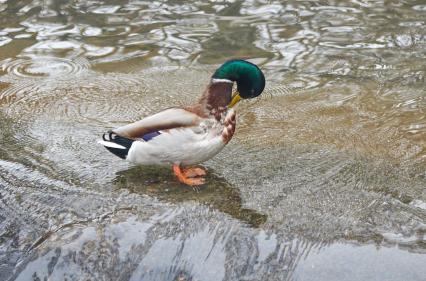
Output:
[102,131,134,159]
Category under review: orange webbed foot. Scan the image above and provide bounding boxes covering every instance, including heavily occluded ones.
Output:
[173,164,206,186]
[183,167,206,178]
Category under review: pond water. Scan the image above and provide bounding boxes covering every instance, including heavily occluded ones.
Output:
[0,0,425,280]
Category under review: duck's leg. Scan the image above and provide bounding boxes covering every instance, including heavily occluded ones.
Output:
[173,164,206,186]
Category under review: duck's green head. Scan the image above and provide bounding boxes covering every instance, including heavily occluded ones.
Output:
[212,60,265,107]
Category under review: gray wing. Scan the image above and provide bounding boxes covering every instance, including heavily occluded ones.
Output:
[112,108,202,139]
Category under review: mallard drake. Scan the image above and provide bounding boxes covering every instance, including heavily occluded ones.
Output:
[99,59,265,186]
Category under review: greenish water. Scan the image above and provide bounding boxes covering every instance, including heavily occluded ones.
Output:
[0,0,425,280]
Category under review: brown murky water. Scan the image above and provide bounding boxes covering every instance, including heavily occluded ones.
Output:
[0,0,425,280]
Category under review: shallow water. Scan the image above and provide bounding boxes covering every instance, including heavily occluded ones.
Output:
[0,0,425,280]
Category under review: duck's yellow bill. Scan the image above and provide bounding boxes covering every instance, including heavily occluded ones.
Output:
[229,92,241,108]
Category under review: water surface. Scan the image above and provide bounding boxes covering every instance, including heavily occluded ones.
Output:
[0,0,425,280]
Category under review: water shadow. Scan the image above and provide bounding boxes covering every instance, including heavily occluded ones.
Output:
[113,165,267,228]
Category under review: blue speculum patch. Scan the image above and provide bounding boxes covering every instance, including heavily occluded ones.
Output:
[142,131,161,141]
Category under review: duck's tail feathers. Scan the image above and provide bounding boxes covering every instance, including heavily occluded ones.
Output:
[98,131,134,159]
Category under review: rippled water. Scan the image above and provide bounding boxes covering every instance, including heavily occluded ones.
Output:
[0,0,425,280]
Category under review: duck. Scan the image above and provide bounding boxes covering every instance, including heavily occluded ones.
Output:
[99,59,265,186]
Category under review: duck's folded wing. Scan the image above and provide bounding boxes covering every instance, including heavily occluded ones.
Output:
[112,108,201,139]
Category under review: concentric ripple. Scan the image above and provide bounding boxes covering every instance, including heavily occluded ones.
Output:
[1,56,90,79]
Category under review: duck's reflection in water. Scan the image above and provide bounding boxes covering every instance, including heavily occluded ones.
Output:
[12,166,298,281]
[113,165,267,228]
[13,209,308,281]
[12,164,426,281]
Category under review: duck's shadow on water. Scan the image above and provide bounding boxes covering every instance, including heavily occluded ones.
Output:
[113,165,267,228]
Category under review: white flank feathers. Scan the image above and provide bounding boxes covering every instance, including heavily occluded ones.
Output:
[127,127,225,166]
[125,110,237,166]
